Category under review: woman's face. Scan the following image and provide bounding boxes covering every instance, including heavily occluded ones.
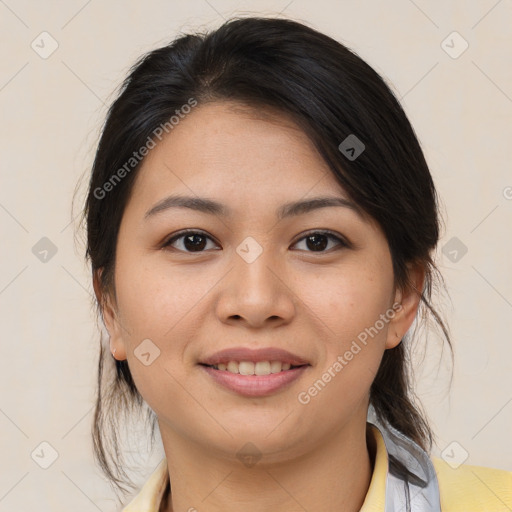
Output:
[98,101,421,463]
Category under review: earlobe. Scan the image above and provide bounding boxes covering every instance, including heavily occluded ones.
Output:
[385,263,425,350]
[92,268,128,360]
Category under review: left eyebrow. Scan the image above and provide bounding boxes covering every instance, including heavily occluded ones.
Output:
[277,196,364,220]
[144,194,364,221]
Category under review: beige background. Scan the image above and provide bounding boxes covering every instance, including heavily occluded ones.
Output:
[1,0,511,510]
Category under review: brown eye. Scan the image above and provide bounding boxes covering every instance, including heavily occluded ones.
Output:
[292,231,348,253]
[163,230,219,253]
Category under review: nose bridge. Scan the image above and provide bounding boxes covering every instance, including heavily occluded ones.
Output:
[234,235,282,301]
[216,235,295,326]
[238,248,277,295]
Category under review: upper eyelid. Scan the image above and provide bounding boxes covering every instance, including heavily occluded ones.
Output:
[165,229,219,246]
[164,229,348,250]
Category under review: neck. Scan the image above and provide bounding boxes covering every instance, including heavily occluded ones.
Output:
[159,420,375,512]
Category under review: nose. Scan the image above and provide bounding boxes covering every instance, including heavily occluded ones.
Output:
[215,248,296,329]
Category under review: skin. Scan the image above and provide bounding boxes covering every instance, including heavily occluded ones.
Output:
[94,101,424,512]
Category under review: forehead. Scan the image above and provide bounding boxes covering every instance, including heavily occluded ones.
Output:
[127,101,352,216]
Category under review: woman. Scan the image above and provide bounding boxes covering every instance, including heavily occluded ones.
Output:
[81,16,512,512]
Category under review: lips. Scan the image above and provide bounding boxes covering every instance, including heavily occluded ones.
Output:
[199,347,311,396]
[199,347,310,367]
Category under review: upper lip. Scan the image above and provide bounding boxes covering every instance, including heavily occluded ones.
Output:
[200,347,310,366]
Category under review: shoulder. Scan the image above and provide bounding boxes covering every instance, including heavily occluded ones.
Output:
[431,456,512,511]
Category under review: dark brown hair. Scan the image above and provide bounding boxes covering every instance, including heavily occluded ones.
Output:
[78,16,452,497]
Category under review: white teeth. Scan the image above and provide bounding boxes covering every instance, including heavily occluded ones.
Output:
[239,361,254,375]
[270,361,282,373]
[255,361,271,375]
[227,361,239,373]
[213,360,296,375]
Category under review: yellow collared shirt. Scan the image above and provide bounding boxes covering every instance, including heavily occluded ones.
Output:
[122,425,512,511]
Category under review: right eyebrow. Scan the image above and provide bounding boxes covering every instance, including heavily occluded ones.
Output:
[145,195,228,219]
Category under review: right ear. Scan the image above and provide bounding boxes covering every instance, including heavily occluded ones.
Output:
[93,268,127,360]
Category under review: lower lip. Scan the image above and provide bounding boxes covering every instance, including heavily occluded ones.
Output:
[201,365,309,397]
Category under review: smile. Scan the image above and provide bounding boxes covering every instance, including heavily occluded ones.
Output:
[205,360,305,375]
[199,346,311,396]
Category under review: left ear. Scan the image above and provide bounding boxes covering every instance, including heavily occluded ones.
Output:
[385,262,425,349]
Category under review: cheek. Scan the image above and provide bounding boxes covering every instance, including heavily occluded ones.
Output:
[113,257,210,419]
[296,273,391,422]
[115,254,213,342]
[305,259,394,344]
[298,257,393,403]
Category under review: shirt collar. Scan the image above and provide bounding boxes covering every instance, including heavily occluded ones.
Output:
[123,419,441,512]
[122,458,169,512]
[367,408,442,512]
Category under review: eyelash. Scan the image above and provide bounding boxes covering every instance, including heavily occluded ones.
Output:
[161,229,350,254]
